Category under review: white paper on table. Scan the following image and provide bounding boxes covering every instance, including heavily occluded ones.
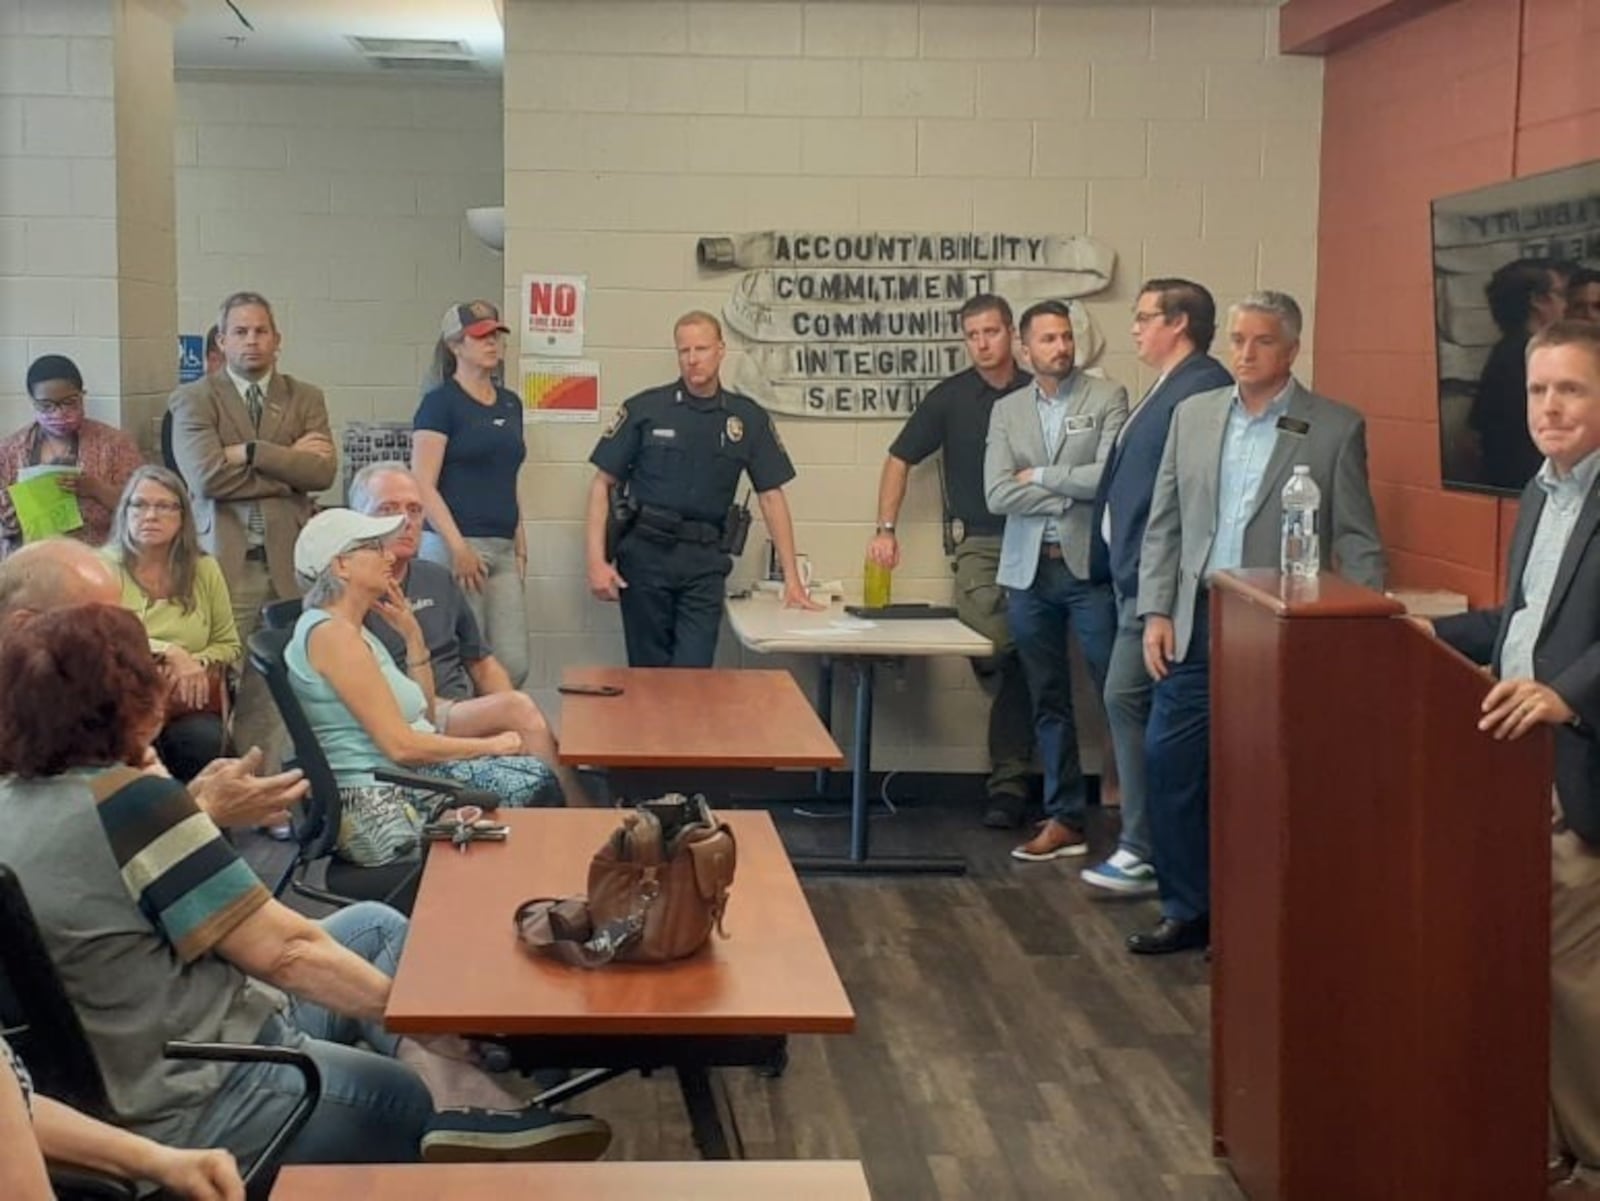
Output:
[18,464,81,481]
[780,619,877,636]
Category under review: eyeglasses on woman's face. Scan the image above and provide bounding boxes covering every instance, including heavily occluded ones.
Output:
[128,499,183,516]
[32,392,85,415]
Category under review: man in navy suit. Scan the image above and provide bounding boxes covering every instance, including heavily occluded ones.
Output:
[1430,321,1600,1186]
[1082,279,1232,896]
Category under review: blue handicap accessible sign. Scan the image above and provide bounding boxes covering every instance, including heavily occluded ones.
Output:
[177,334,205,383]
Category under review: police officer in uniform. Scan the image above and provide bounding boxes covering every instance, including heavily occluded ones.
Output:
[586,311,821,667]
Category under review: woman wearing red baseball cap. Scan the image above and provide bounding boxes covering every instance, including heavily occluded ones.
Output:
[411,300,530,687]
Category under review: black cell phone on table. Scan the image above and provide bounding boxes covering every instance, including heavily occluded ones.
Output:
[557,683,624,697]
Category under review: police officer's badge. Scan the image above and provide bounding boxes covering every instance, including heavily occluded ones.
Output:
[725,415,744,443]
[602,404,627,438]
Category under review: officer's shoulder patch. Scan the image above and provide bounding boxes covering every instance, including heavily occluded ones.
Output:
[602,403,628,439]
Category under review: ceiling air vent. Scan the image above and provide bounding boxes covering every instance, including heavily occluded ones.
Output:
[372,57,479,73]
[347,35,479,73]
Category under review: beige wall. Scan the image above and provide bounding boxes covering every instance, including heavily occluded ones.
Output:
[0,0,177,441]
[174,73,503,475]
[503,1,1322,771]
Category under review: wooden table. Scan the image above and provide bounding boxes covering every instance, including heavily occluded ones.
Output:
[557,667,844,770]
[271,1161,872,1200]
[386,809,854,1158]
[725,594,993,875]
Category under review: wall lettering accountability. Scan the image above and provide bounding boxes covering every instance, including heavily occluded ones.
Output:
[698,231,1116,419]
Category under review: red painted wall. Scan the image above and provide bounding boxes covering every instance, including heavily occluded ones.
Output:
[1305,0,1600,603]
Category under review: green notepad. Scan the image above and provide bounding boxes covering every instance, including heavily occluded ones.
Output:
[8,473,83,541]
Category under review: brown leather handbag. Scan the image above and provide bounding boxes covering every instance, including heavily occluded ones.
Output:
[514,794,736,968]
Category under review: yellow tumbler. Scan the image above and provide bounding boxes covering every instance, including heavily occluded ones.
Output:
[863,557,893,607]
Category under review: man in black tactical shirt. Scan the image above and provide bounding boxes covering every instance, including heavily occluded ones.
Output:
[866,294,1037,828]
[585,311,820,668]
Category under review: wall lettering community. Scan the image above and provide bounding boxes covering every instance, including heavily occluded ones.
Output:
[697,231,1116,419]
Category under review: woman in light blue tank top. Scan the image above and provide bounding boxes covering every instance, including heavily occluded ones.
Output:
[285,510,562,867]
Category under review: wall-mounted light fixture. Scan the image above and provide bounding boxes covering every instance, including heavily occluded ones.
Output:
[466,206,504,254]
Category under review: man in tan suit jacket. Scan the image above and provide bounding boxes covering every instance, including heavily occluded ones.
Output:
[169,291,336,760]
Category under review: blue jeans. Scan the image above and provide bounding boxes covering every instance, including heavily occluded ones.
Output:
[188,903,431,1170]
[1146,591,1213,922]
[420,532,529,688]
[1103,591,1154,861]
[1006,556,1116,829]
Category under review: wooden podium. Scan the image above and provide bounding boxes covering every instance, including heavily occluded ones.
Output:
[1209,570,1552,1200]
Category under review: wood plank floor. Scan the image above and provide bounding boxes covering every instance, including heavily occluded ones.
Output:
[245,783,1241,1201]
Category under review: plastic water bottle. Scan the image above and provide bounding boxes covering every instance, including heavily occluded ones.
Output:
[1280,465,1321,578]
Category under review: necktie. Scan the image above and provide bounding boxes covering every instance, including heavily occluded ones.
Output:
[243,382,267,543]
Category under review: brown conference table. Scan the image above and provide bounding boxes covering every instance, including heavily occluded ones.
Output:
[557,665,867,873]
[556,666,845,771]
[271,1160,873,1200]
[385,809,855,1159]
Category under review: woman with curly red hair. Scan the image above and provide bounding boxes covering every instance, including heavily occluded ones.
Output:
[0,603,609,1172]
[0,604,167,776]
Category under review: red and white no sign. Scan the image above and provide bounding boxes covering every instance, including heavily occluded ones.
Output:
[520,272,587,357]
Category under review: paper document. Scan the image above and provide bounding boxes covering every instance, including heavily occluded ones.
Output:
[8,474,83,541]
[780,619,877,637]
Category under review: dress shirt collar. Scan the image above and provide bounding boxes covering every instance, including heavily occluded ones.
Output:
[227,366,272,400]
[1229,377,1295,420]
[1537,448,1600,503]
[1034,370,1077,405]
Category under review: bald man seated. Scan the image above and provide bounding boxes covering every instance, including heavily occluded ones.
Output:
[0,540,308,828]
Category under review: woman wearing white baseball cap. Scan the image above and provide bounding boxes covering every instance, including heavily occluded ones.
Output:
[284,508,561,870]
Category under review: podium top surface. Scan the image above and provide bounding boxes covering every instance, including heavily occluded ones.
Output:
[1210,569,1405,620]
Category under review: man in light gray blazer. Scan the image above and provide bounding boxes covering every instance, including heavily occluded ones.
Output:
[985,300,1127,862]
[1129,290,1385,955]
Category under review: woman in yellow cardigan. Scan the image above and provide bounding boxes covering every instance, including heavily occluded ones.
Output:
[105,466,241,780]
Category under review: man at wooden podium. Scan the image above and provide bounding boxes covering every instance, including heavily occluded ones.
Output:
[1132,290,1385,955]
[1427,320,1600,1190]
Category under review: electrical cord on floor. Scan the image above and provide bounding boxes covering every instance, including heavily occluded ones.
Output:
[793,770,899,819]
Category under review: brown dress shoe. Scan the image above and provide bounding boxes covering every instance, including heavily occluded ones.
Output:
[1010,818,1087,862]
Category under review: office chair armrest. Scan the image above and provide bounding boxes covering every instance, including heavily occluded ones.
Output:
[44,1165,139,1201]
[372,767,499,817]
[163,1042,321,1190]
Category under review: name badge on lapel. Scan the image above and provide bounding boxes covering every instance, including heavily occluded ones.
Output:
[1276,416,1311,437]
[1064,415,1097,435]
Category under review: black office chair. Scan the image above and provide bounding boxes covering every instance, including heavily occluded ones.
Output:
[0,864,319,1200]
[247,627,491,914]
[159,409,182,482]
[258,596,302,632]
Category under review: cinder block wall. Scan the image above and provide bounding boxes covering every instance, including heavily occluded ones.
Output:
[503,1,1323,772]
[0,0,177,441]
[173,74,504,464]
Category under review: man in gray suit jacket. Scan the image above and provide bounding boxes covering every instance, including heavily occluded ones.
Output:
[170,291,336,760]
[1128,290,1385,954]
[985,300,1127,861]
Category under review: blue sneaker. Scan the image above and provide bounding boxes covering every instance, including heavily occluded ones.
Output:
[421,1107,611,1162]
[1080,849,1158,896]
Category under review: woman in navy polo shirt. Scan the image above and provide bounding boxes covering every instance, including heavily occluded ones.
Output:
[412,300,530,687]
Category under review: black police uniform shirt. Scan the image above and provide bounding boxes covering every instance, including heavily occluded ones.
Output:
[589,382,796,524]
[888,365,1032,538]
